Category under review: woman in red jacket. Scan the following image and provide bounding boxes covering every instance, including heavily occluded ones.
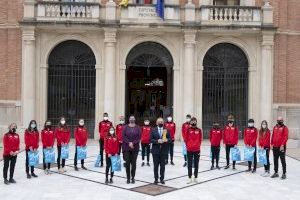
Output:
[258,120,271,177]
[104,127,119,184]
[3,123,20,184]
[223,115,239,170]
[74,119,88,171]
[24,120,39,179]
[244,119,258,173]
[141,119,151,167]
[209,122,222,170]
[55,117,70,173]
[185,117,202,184]
[41,120,55,175]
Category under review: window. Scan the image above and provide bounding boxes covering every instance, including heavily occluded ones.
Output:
[213,0,240,5]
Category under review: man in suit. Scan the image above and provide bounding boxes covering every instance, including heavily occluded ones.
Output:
[151,117,171,184]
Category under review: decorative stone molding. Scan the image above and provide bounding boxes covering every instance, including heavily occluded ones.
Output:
[185,0,195,22]
[261,31,274,46]
[104,28,117,43]
[184,30,196,45]
[262,0,273,25]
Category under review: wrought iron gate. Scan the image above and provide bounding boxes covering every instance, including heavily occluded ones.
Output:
[47,40,96,138]
[202,43,248,138]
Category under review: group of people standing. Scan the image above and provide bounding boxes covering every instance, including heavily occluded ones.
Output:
[2,113,289,186]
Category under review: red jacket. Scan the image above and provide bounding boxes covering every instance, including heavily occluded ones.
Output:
[244,127,258,147]
[116,124,125,143]
[141,125,151,144]
[185,127,202,152]
[164,122,176,140]
[99,120,113,139]
[24,129,39,150]
[3,132,20,156]
[223,125,239,145]
[55,127,70,146]
[271,125,289,147]
[182,122,190,142]
[75,127,88,146]
[41,128,55,148]
[104,135,119,155]
[209,128,222,146]
[258,129,271,148]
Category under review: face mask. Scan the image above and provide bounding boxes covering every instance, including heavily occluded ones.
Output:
[167,117,172,122]
[186,118,191,122]
[277,121,283,126]
[129,119,135,124]
[104,117,108,121]
[60,120,66,125]
[109,130,114,135]
[79,122,84,126]
[191,122,197,127]
[120,120,124,124]
[213,125,219,129]
[31,123,36,129]
[262,124,267,129]
[11,128,16,133]
[158,123,163,128]
[248,123,254,127]
[144,121,150,126]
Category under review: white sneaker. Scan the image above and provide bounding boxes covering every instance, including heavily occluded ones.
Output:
[264,171,270,177]
[58,168,64,174]
[47,169,51,175]
[193,177,198,183]
[44,170,48,175]
[62,167,67,172]
[187,178,193,184]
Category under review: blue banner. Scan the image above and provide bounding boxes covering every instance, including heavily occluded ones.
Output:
[28,151,39,167]
[76,146,87,160]
[61,145,69,159]
[230,147,241,161]
[44,148,55,164]
[94,154,101,167]
[111,155,121,172]
[156,0,164,19]
[244,147,255,161]
[258,148,268,165]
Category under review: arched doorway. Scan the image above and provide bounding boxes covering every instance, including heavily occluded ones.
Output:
[202,43,248,137]
[47,40,96,138]
[125,42,174,124]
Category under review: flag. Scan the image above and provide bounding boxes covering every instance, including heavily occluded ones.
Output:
[119,0,129,7]
[156,0,164,19]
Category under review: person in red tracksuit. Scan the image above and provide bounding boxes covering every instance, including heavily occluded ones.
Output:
[41,120,55,174]
[55,117,71,173]
[181,114,191,167]
[244,119,258,173]
[164,115,176,165]
[104,127,119,184]
[24,120,39,179]
[116,116,125,163]
[98,113,113,167]
[141,119,151,167]
[223,115,239,170]
[74,119,88,171]
[2,123,20,185]
[271,116,289,180]
[258,120,271,177]
[209,122,222,170]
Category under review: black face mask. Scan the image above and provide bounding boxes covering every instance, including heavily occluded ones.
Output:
[277,121,284,126]
[191,122,197,127]
[10,128,16,133]
[213,125,219,129]
[158,124,163,128]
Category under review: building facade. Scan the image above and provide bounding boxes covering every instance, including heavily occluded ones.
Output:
[0,0,299,142]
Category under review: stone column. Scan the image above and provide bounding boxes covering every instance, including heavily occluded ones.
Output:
[183,30,196,117]
[103,28,117,123]
[22,27,36,127]
[95,64,104,139]
[195,65,203,128]
[260,31,274,125]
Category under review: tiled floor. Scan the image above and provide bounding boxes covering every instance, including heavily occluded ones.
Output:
[1,142,300,200]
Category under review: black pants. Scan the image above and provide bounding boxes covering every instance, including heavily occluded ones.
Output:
[74,147,85,167]
[105,156,114,179]
[211,145,220,167]
[187,151,200,178]
[3,155,17,180]
[43,148,51,170]
[273,146,286,174]
[166,141,174,162]
[141,143,150,163]
[99,139,104,165]
[152,153,166,181]
[225,145,236,167]
[124,151,138,180]
[248,146,257,170]
[57,146,66,169]
[264,147,270,171]
[25,149,35,174]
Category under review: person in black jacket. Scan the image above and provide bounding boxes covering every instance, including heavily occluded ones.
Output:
[151,117,171,185]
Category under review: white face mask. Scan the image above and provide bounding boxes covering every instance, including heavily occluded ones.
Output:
[120,120,124,124]
[60,120,66,125]
[104,117,108,121]
[30,123,36,129]
[144,121,150,126]
[186,118,191,122]
[167,117,172,122]
[262,124,267,129]
[79,122,84,126]
[248,123,254,127]
[109,130,114,135]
